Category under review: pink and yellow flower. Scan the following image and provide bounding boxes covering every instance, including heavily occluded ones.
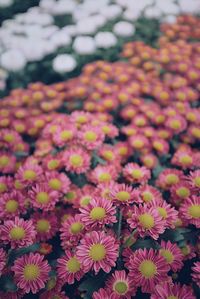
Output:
[179,196,200,228]
[191,261,200,287]
[62,147,91,174]
[151,282,195,299]
[159,240,184,272]
[123,163,151,184]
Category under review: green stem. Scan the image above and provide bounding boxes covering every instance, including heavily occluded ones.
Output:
[117,210,123,240]
[123,229,137,248]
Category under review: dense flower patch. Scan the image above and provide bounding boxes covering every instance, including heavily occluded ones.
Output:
[0,14,200,299]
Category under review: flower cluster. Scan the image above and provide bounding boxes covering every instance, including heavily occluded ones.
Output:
[0,13,199,299]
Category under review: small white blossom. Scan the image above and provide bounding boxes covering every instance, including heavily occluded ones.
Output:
[53,54,77,73]
[95,32,117,49]
[0,49,26,72]
[73,36,96,55]
[113,21,135,37]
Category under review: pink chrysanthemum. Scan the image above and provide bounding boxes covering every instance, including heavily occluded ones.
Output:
[179,196,200,228]
[0,176,13,194]
[92,288,118,299]
[129,134,150,151]
[123,163,151,184]
[60,214,85,249]
[156,169,184,190]
[127,205,166,240]
[106,270,137,298]
[40,290,69,299]
[151,282,195,299]
[192,261,200,287]
[28,183,59,211]
[140,153,158,169]
[62,147,91,174]
[0,248,6,275]
[152,138,169,155]
[42,153,63,172]
[0,190,25,219]
[147,199,178,229]
[76,231,119,274]
[159,240,184,272]
[44,171,70,194]
[75,184,96,208]
[98,144,121,164]
[100,122,119,138]
[110,183,135,205]
[79,197,117,229]
[128,248,170,293]
[181,243,196,260]
[0,217,36,249]
[78,124,105,150]
[166,115,187,134]
[172,148,194,169]
[53,124,77,147]
[0,152,16,174]
[32,211,58,242]
[188,169,200,191]
[16,163,43,187]
[12,253,51,294]
[170,181,192,206]
[0,289,25,299]
[57,250,84,284]
[136,184,163,204]
[88,165,119,184]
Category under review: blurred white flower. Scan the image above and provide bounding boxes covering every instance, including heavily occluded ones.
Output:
[0,0,13,8]
[113,21,135,37]
[123,9,141,21]
[62,25,77,37]
[0,49,26,72]
[76,18,98,35]
[73,36,96,55]
[95,32,117,48]
[163,15,177,24]
[144,7,162,18]
[100,5,122,20]
[155,0,179,15]
[50,31,71,48]
[179,0,200,14]
[0,80,6,91]
[0,68,8,79]
[52,0,76,15]
[53,54,77,73]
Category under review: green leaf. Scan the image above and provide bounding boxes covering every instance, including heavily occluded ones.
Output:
[132,239,160,250]
[7,243,40,266]
[79,273,108,298]
[0,275,17,292]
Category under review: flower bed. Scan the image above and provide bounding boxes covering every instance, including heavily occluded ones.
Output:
[0,12,200,299]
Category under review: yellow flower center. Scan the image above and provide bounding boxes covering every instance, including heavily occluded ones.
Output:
[142,191,153,202]
[36,192,49,204]
[0,182,7,193]
[139,260,157,278]
[5,199,18,213]
[36,220,50,232]
[167,296,178,299]
[23,264,40,281]
[66,257,80,273]
[77,116,87,124]
[89,244,106,261]
[60,130,73,141]
[70,222,83,234]
[157,207,167,219]
[69,155,83,167]
[194,177,200,187]
[131,169,142,179]
[84,131,97,142]
[170,120,181,130]
[4,134,14,143]
[14,180,23,190]
[181,246,190,256]
[118,147,128,156]
[102,126,110,134]
[160,249,174,263]
[103,151,114,161]
[139,213,154,229]
[191,127,200,138]
[188,205,200,218]
[116,191,130,201]
[179,155,192,165]
[153,141,163,151]
[10,226,25,240]
[90,207,106,220]
[0,156,9,167]
[98,173,111,183]
[66,191,75,200]
[23,170,36,180]
[133,140,144,149]
[114,281,128,295]
[80,196,91,206]
[176,187,190,198]
[47,160,59,170]
[166,174,179,185]
[49,179,62,190]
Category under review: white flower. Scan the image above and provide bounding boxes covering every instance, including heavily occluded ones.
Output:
[0,49,26,72]
[163,15,177,24]
[155,0,179,15]
[113,21,135,37]
[73,36,96,55]
[62,25,77,37]
[50,31,71,48]
[0,0,13,8]
[76,18,98,35]
[144,7,162,18]
[178,0,200,14]
[0,80,6,91]
[95,32,117,48]
[100,5,122,20]
[52,54,77,73]
[123,9,142,21]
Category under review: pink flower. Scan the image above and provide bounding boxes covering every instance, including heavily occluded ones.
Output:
[0,217,36,249]
[57,250,84,284]
[106,270,137,298]
[88,165,119,184]
[32,211,58,242]
[16,163,43,187]
[78,124,105,150]
[44,171,71,194]
[28,183,59,211]
[40,290,69,299]
[172,148,194,169]
[62,147,91,174]
[0,190,25,220]
[92,288,118,299]
[79,197,117,229]
[151,282,195,299]
[123,163,151,184]
[170,181,192,206]
[0,248,6,275]
[53,124,77,147]
[128,248,170,293]
[188,169,200,191]
[60,214,85,249]
[110,183,135,206]
[129,134,149,151]
[0,176,13,194]
[192,261,200,287]
[76,231,119,274]
[127,205,166,240]
[179,196,200,228]
[156,169,184,190]
[159,240,184,272]
[0,152,16,174]
[12,253,51,294]
[136,184,163,204]
[166,115,187,134]
[152,138,169,155]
